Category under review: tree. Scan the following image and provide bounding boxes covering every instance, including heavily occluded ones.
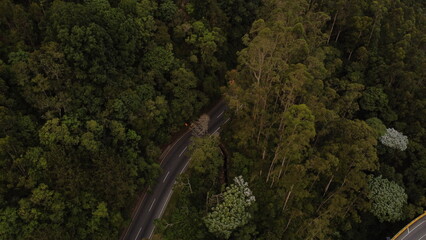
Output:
[157,0,177,22]
[266,104,316,185]
[359,87,389,113]
[191,114,210,137]
[365,117,386,138]
[368,176,407,222]
[379,128,409,151]
[188,134,222,176]
[166,68,207,127]
[204,176,255,239]
[0,207,19,239]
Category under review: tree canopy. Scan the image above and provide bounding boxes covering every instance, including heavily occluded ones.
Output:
[1,0,425,239]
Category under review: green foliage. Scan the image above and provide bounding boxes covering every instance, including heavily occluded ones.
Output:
[188,135,223,188]
[189,136,221,173]
[359,87,389,112]
[166,68,207,125]
[368,176,408,222]
[185,21,226,66]
[366,117,387,138]
[0,207,18,239]
[0,0,234,237]
[143,44,176,73]
[1,0,425,239]
[157,0,177,22]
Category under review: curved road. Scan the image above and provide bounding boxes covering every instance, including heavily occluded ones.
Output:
[393,213,426,240]
[121,100,228,240]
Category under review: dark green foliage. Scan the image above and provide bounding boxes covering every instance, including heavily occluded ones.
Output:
[366,117,387,138]
[0,0,252,237]
[159,0,425,239]
[1,0,425,239]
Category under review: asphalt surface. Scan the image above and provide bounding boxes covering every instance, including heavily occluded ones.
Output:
[394,214,426,240]
[121,100,228,240]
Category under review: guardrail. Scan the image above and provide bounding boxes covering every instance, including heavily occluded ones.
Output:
[391,211,426,240]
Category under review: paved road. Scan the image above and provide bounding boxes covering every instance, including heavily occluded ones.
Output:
[121,100,228,240]
[393,213,426,240]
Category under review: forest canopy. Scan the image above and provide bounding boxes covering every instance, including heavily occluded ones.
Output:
[0,0,425,239]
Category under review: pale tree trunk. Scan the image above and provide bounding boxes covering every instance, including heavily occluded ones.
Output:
[347,31,363,61]
[282,213,294,234]
[323,174,334,197]
[335,29,342,42]
[327,11,338,44]
[266,121,286,182]
[282,184,294,211]
[278,124,300,180]
[342,194,360,218]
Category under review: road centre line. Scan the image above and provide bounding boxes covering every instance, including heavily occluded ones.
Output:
[400,232,409,240]
[124,102,227,240]
[224,118,230,124]
[180,158,191,174]
[148,227,155,239]
[163,172,170,183]
[135,227,142,240]
[121,191,148,240]
[179,146,187,157]
[148,199,156,212]
[160,131,189,165]
[158,190,174,219]
[217,111,224,119]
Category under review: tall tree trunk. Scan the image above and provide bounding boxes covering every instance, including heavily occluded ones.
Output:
[348,31,363,61]
[282,184,294,211]
[323,174,334,196]
[267,146,280,182]
[327,11,338,44]
[335,29,342,42]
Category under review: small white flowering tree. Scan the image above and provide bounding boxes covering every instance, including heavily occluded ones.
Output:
[204,176,255,239]
[191,114,210,137]
[379,128,408,151]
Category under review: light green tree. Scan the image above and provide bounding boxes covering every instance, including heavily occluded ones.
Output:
[365,117,386,138]
[189,135,222,174]
[204,176,255,239]
[368,175,407,222]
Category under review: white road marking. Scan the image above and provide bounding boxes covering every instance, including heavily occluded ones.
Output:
[179,146,187,157]
[224,118,230,124]
[148,199,156,212]
[148,227,155,239]
[122,191,148,239]
[163,172,170,183]
[400,232,409,240]
[408,221,426,234]
[217,111,224,119]
[180,158,191,174]
[400,221,426,240]
[158,190,174,218]
[160,131,189,165]
[419,233,426,240]
[135,227,142,240]
[212,127,220,135]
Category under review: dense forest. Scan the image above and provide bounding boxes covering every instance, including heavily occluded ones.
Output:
[157,0,426,240]
[0,0,424,239]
